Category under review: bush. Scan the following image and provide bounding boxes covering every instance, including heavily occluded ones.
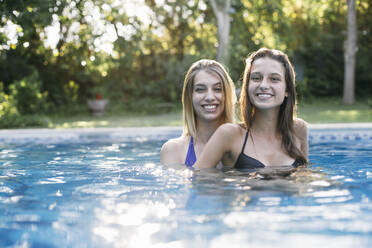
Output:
[0,82,18,118]
[0,114,50,129]
[0,80,50,129]
[9,71,50,115]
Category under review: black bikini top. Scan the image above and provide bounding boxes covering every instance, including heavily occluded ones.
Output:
[234,131,303,169]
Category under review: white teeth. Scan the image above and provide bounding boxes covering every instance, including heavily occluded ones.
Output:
[204,105,217,109]
[257,93,272,98]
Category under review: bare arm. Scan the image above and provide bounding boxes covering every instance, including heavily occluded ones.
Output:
[194,124,236,169]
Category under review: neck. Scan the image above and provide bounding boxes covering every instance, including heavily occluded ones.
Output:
[251,109,279,138]
[194,118,223,144]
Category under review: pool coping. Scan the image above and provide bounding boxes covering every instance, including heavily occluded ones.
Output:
[0,123,371,144]
[307,122,372,130]
[1,122,372,134]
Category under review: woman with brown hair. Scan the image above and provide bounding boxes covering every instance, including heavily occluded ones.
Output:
[194,48,308,169]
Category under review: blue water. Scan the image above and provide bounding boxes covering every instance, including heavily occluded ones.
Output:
[0,129,371,247]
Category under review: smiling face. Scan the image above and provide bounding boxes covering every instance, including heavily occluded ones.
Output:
[192,70,225,122]
[248,57,288,111]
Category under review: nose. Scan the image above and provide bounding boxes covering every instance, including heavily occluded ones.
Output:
[205,88,215,101]
[259,77,269,90]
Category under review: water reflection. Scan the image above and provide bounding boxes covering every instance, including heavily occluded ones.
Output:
[83,163,348,247]
[1,135,371,247]
[92,200,175,247]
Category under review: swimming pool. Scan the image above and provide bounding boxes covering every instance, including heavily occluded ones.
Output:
[0,126,371,247]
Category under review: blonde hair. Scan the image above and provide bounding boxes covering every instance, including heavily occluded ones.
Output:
[182,59,236,137]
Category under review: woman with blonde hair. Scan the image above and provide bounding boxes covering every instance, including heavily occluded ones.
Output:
[161,59,237,167]
[194,48,308,169]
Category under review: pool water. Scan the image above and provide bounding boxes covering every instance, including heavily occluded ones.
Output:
[0,128,371,247]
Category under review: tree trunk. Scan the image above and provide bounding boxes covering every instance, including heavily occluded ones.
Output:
[343,0,357,104]
[209,0,231,66]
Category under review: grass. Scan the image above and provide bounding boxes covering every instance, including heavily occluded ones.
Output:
[48,112,183,128]
[45,98,372,129]
[297,99,372,124]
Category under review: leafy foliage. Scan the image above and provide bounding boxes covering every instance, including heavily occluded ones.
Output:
[9,71,49,114]
[0,81,49,128]
[0,0,371,128]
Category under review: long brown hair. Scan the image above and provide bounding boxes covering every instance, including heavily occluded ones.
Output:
[240,48,306,163]
[182,59,236,138]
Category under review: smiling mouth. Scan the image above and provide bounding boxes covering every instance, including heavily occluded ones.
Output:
[202,104,218,111]
[256,93,273,99]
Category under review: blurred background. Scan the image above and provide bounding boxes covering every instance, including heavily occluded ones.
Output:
[0,0,371,128]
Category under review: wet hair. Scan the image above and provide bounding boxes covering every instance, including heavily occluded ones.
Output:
[240,48,306,163]
[182,59,236,138]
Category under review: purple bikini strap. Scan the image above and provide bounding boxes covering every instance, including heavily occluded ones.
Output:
[185,136,196,167]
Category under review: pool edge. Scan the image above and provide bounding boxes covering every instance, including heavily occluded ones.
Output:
[0,124,371,143]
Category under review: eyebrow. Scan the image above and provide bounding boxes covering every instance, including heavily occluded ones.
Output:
[194,81,222,86]
[270,73,282,77]
[251,72,282,77]
[250,72,261,75]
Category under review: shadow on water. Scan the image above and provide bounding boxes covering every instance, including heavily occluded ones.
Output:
[196,165,336,192]
[164,163,340,211]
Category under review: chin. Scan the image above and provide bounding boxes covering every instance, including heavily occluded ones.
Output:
[254,103,282,110]
[201,114,222,122]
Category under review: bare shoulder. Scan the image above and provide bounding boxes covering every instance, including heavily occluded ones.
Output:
[217,123,246,166]
[294,118,308,136]
[294,118,309,157]
[160,136,188,165]
[215,123,246,155]
[161,136,188,154]
[217,123,244,137]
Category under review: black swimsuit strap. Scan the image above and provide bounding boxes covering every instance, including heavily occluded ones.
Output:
[241,130,249,153]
